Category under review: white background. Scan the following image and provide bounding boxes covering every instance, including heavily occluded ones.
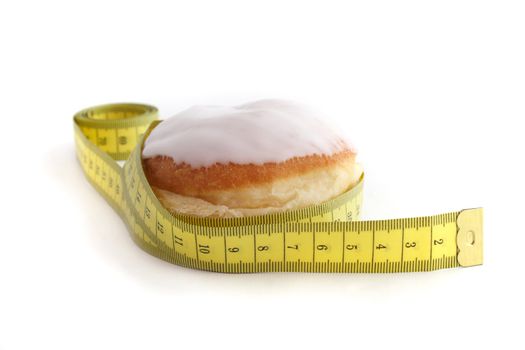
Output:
[1,1,524,349]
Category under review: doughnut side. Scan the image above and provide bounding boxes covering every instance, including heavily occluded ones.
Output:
[143,150,362,216]
[150,161,362,218]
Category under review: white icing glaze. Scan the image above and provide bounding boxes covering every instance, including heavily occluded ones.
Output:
[142,99,354,167]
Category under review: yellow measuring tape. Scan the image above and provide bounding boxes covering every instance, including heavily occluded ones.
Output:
[74,103,483,273]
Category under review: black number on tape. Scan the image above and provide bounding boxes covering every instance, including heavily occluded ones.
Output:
[174,235,183,246]
[199,244,210,254]
[405,242,416,248]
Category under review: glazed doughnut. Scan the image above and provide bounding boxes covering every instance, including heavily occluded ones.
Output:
[142,99,362,218]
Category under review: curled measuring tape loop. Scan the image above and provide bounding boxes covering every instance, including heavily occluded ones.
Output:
[74,103,483,273]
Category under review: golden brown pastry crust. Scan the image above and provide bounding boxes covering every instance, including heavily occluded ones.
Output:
[143,150,356,198]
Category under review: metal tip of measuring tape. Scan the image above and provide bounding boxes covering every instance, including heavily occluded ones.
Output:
[456,208,483,267]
